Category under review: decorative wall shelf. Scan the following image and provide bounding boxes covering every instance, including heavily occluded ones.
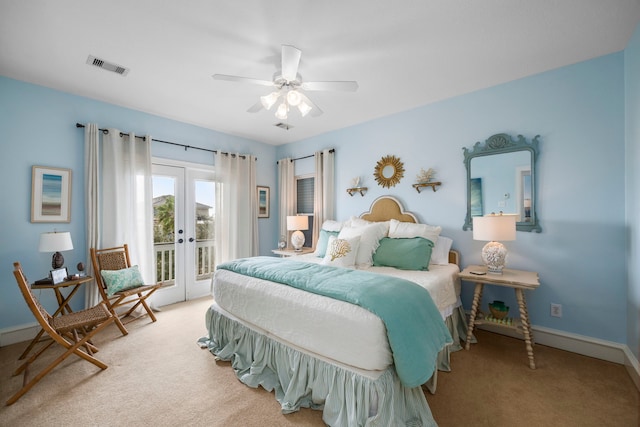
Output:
[346,187,368,196]
[412,182,442,193]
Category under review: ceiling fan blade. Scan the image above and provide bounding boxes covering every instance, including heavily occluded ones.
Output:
[302,81,359,92]
[281,45,301,82]
[298,92,323,117]
[247,101,263,113]
[212,74,274,87]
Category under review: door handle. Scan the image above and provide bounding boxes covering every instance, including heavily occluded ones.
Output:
[178,238,184,244]
[189,237,195,242]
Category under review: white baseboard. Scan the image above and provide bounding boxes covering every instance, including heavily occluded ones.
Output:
[0,322,40,347]
[477,323,640,391]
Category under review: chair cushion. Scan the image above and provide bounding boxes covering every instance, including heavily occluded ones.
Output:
[101,265,145,296]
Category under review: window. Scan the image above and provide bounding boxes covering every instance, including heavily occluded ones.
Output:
[296,175,314,247]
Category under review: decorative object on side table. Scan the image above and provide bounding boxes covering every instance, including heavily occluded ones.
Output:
[488,300,509,319]
[472,213,516,274]
[287,215,309,251]
[77,262,86,277]
[412,167,442,193]
[39,231,73,269]
[278,235,287,250]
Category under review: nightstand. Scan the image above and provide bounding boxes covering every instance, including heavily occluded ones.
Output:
[459,265,540,369]
[271,248,314,257]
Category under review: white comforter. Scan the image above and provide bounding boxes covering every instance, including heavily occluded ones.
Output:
[212,258,460,374]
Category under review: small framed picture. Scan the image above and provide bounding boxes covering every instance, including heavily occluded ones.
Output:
[257,186,269,218]
[31,166,72,223]
[50,267,68,285]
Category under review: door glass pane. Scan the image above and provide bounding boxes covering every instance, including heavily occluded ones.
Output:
[194,179,215,281]
[296,177,314,247]
[153,176,176,284]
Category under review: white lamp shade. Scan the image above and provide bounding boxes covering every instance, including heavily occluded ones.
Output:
[297,101,312,117]
[260,92,279,110]
[275,102,289,120]
[39,231,73,252]
[472,215,516,242]
[287,215,309,231]
[286,90,302,106]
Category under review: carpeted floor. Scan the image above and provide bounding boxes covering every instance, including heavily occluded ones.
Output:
[0,296,637,426]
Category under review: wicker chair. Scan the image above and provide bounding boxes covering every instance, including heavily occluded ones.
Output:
[7,262,115,406]
[90,244,167,336]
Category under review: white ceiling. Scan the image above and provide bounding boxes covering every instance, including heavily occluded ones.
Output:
[1,1,639,146]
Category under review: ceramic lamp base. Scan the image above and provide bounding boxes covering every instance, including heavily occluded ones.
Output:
[291,230,305,251]
[481,241,508,274]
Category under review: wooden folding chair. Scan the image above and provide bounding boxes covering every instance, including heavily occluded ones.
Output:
[7,262,115,406]
[90,244,167,336]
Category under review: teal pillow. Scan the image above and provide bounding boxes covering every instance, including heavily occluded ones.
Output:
[372,237,434,270]
[314,230,340,257]
[101,265,145,296]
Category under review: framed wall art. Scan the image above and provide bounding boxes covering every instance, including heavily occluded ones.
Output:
[257,186,269,218]
[31,166,72,223]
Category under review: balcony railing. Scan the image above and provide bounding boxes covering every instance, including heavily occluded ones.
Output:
[154,239,215,283]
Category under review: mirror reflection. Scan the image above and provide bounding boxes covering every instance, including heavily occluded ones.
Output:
[463,133,541,232]
[470,151,531,221]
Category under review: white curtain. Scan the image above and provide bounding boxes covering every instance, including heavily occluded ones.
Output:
[102,130,154,284]
[214,152,258,265]
[84,123,101,307]
[278,158,295,248]
[313,149,335,247]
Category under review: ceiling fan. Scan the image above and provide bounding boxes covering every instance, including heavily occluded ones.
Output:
[213,45,358,120]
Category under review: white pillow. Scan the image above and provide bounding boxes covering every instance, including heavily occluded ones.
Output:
[388,219,441,244]
[430,236,453,265]
[321,219,343,232]
[322,235,360,268]
[338,221,387,267]
[348,216,371,228]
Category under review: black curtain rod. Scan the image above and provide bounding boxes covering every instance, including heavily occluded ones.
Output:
[277,148,335,164]
[75,123,254,160]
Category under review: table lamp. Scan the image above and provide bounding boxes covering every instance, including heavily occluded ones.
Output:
[286,215,309,251]
[39,231,73,269]
[472,213,516,274]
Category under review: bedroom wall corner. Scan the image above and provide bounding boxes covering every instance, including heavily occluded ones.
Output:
[625,20,640,365]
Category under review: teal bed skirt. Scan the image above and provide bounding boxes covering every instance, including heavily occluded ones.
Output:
[199,303,471,426]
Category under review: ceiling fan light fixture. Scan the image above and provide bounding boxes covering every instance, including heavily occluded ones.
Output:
[260,92,279,110]
[286,90,302,106]
[298,101,312,117]
[275,102,289,120]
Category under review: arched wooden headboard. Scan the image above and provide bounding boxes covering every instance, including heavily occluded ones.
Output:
[360,196,417,223]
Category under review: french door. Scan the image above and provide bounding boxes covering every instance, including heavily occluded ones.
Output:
[151,161,215,306]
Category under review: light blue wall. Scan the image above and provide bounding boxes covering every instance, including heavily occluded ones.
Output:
[277,52,628,344]
[0,77,278,330]
[625,23,640,360]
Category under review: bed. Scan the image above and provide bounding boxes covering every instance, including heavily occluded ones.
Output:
[199,196,469,426]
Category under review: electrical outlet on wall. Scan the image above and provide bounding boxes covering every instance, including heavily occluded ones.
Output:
[551,303,562,317]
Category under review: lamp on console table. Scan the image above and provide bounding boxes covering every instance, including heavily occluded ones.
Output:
[39,231,73,269]
[472,213,516,274]
[286,215,309,251]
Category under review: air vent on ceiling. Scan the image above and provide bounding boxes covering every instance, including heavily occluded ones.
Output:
[86,55,129,76]
[274,122,293,130]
